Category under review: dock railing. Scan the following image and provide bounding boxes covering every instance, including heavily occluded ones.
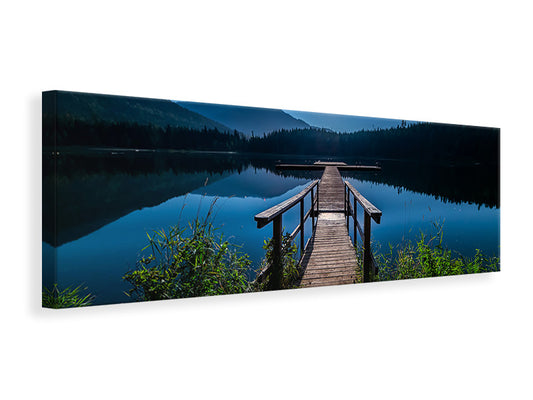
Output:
[254,180,319,289]
[344,181,382,282]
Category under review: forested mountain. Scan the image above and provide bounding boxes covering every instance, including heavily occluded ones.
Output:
[42,91,499,167]
[43,91,230,145]
[176,101,310,136]
[246,123,499,165]
[45,118,499,167]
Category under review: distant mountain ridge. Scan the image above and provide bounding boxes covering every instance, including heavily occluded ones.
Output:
[45,91,231,132]
[176,101,310,137]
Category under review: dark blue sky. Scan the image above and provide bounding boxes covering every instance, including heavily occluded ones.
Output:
[284,110,413,133]
[175,99,416,134]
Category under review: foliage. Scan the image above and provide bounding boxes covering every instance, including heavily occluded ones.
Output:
[376,224,500,281]
[48,113,499,167]
[49,117,245,152]
[254,232,300,290]
[123,200,251,301]
[248,123,499,166]
[42,284,94,308]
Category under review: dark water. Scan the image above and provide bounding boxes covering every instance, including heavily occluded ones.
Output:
[43,150,500,305]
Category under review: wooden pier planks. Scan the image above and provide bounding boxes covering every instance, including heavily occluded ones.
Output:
[297,165,362,288]
[317,166,346,213]
[298,213,361,287]
[255,161,380,289]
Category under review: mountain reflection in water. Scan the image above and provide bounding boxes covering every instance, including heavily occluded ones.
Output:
[42,150,499,305]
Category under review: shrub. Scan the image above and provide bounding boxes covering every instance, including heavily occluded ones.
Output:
[376,224,499,281]
[253,231,300,290]
[123,200,251,301]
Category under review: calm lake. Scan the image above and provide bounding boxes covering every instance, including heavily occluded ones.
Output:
[43,150,500,305]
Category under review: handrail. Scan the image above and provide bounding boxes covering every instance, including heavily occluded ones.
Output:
[344,180,382,282]
[254,180,319,289]
[345,181,382,223]
[255,180,319,228]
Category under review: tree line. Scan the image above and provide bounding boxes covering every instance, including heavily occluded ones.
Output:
[44,116,499,165]
[44,116,246,152]
[247,124,499,165]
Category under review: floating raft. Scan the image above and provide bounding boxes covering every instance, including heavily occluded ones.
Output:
[276,161,381,171]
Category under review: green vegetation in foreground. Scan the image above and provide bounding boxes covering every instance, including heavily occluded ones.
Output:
[123,200,251,301]
[124,200,302,300]
[375,224,500,281]
[253,232,301,291]
[123,206,499,301]
[42,284,94,308]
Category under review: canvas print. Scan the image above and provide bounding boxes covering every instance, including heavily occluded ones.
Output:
[42,91,500,308]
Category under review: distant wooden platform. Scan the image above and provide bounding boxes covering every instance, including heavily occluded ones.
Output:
[314,161,346,166]
[276,163,381,171]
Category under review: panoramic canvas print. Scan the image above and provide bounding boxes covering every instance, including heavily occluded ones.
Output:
[42,91,500,308]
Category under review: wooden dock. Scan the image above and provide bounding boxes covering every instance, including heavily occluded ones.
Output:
[317,165,346,212]
[276,163,381,171]
[298,212,360,287]
[254,162,382,290]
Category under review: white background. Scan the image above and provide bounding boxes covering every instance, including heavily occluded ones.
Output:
[1,1,531,399]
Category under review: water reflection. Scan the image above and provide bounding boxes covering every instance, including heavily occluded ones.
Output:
[42,150,499,305]
[43,150,499,247]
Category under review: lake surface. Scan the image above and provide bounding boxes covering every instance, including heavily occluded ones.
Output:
[43,150,500,305]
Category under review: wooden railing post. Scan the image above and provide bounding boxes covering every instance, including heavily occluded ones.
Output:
[353,197,357,247]
[340,180,382,283]
[311,188,315,230]
[316,183,320,213]
[363,211,372,282]
[300,198,304,257]
[347,189,350,229]
[270,214,283,290]
[344,184,347,224]
[254,180,320,287]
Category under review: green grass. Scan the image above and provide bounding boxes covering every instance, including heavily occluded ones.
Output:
[42,284,94,308]
[123,198,251,301]
[376,224,500,281]
[253,231,300,291]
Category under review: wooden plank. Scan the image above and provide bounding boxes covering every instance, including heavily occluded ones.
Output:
[299,277,357,287]
[301,264,357,271]
[318,166,345,212]
[269,215,283,290]
[300,253,357,261]
[300,264,359,272]
[301,268,358,277]
[298,211,362,288]
[300,247,356,255]
[301,273,357,281]
[363,212,372,283]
